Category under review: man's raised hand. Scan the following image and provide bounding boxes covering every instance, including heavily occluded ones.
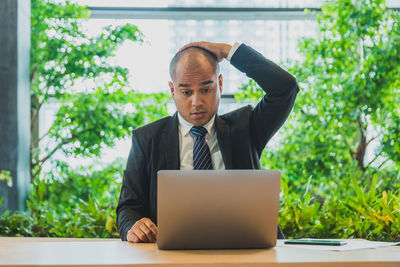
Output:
[179,41,232,62]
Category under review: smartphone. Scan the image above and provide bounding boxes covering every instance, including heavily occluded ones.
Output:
[284,239,347,246]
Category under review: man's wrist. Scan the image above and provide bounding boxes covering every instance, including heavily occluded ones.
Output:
[226,42,242,61]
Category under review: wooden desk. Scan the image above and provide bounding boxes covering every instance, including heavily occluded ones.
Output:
[0,237,399,267]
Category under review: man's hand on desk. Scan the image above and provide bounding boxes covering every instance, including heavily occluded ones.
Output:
[127,217,158,243]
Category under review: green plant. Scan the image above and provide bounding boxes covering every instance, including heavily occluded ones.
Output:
[1,0,169,237]
[30,0,169,180]
[3,0,399,241]
[279,172,400,241]
[236,0,400,241]
[0,160,123,238]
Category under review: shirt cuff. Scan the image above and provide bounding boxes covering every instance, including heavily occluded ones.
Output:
[226,42,242,62]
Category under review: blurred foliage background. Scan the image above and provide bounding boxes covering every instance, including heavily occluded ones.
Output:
[236,0,400,241]
[1,0,399,241]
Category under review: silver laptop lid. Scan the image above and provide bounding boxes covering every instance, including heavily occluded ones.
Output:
[157,170,281,250]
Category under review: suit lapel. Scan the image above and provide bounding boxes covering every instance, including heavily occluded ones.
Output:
[215,115,234,169]
[161,112,180,170]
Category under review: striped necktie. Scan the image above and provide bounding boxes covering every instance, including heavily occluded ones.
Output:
[191,126,213,170]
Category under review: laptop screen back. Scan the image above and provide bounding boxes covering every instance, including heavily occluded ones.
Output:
[157,170,281,250]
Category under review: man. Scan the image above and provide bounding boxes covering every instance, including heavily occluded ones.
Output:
[117,41,298,243]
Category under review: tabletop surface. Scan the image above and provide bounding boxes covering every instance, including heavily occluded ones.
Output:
[1,237,399,267]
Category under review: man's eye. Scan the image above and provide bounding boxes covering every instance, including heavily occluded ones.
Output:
[201,88,211,93]
[182,90,192,96]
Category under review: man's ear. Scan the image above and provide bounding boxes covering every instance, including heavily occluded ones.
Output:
[168,81,175,97]
[218,74,223,94]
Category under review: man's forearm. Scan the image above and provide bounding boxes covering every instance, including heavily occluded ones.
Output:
[230,43,297,96]
[229,43,298,155]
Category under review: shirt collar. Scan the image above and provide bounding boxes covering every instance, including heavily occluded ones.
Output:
[177,112,216,137]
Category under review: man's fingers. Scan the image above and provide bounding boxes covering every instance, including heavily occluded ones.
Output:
[179,41,202,52]
[138,223,155,243]
[126,218,158,243]
[178,41,231,62]
[127,230,139,243]
[133,226,149,242]
[143,219,158,234]
[178,41,213,55]
[144,220,158,240]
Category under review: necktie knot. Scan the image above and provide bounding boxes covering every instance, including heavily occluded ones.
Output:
[191,126,208,138]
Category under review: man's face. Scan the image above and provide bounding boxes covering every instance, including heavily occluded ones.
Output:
[169,57,223,126]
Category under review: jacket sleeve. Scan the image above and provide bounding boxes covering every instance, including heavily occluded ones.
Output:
[116,131,149,241]
[230,43,299,156]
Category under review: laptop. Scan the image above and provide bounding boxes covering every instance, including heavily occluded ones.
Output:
[157,169,281,250]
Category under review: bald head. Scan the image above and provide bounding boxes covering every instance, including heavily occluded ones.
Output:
[169,46,220,81]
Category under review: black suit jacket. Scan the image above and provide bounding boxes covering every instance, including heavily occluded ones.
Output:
[117,44,299,241]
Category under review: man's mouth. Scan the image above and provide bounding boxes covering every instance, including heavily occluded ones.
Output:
[190,111,206,119]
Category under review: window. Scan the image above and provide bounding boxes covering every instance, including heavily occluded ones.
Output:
[41,0,323,167]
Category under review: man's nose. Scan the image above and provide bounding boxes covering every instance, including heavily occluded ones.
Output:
[191,92,203,107]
